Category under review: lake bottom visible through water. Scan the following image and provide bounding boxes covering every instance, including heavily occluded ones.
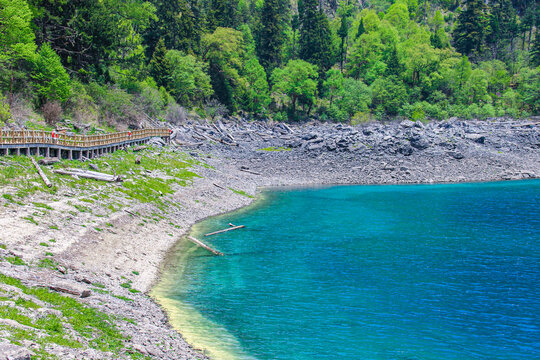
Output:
[153,180,540,360]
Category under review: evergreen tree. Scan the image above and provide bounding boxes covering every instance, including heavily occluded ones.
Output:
[356,18,365,39]
[31,44,72,105]
[208,0,239,30]
[291,14,299,59]
[337,15,349,71]
[386,45,401,76]
[145,0,200,56]
[298,0,333,73]
[149,38,172,89]
[258,0,286,72]
[453,0,489,57]
[531,30,540,67]
[486,0,518,60]
[0,0,36,103]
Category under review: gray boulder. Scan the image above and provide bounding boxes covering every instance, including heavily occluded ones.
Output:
[410,135,429,150]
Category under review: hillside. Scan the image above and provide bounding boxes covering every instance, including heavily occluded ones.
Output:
[0,0,538,130]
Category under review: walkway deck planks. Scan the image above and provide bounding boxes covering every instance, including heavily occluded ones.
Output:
[0,128,170,160]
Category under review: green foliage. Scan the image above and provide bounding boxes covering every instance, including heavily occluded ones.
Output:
[202,27,245,111]
[298,0,334,73]
[258,0,287,71]
[453,0,489,57]
[0,94,11,124]
[166,50,213,107]
[370,76,408,116]
[485,0,518,61]
[149,38,172,89]
[1,0,538,123]
[0,0,36,62]
[31,44,71,104]
[515,67,540,114]
[0,0,36,99]
[145,0,200,54]
[271,59,318,118]
[531,31,540,67]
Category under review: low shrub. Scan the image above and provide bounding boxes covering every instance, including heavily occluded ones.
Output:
[41,101,62,125]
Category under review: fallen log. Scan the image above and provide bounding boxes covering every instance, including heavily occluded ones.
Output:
[239,168,261,175]
[48,285,91,298]
[187,236,224,256]
[125,209,138,217]
[204,225,245,237]
[132,145,147,152]
[192,134,207,141]
[38,157,60,165]
[213,183,226,190]
[30,157,52,188]
[53,168,121,182]
[283,123,294,133]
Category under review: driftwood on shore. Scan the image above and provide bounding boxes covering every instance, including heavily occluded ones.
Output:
[239,168,261,175]
[187,236,224,256]
[213,183,226,190]
[38,157,60,165]
[30,157,52,188]
[132,145,147,152]
[204,225,245,237]
[53,168,122,182]
[47,285,91,298]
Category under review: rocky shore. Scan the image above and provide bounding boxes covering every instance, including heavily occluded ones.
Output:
[0,118,539,359]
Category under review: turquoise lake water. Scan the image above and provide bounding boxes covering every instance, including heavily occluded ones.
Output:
[155,180,540,360]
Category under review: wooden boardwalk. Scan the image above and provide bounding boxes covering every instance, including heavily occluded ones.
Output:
[0,128,170,160]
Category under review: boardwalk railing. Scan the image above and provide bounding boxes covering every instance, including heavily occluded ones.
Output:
[0,128,170,148]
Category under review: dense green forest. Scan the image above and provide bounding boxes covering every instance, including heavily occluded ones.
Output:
[0,0,538,128]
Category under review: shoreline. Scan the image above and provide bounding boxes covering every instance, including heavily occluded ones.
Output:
[151,177,540,359]
[0,118,539,359]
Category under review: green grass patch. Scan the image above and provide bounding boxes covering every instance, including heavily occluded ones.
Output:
[72,203,91,213]
[228,188,254,198]
[0,273,127,353]
[32,202,53,210]
[257,146,291,152]
[79,198,95,204]
[23,215,39,225]
[112,294,133,302]
[3,256,26,266]
[38,258,58,270]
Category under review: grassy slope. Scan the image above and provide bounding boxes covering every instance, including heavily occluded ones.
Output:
[0,146,208,359]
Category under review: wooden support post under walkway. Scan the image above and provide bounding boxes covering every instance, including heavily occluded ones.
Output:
[204,225,245,237]
[187,236,224,256]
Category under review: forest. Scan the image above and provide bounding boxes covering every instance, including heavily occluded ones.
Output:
[0,0,539,128]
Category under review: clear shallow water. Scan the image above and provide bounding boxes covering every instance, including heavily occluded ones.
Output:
[155,180,540,360]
